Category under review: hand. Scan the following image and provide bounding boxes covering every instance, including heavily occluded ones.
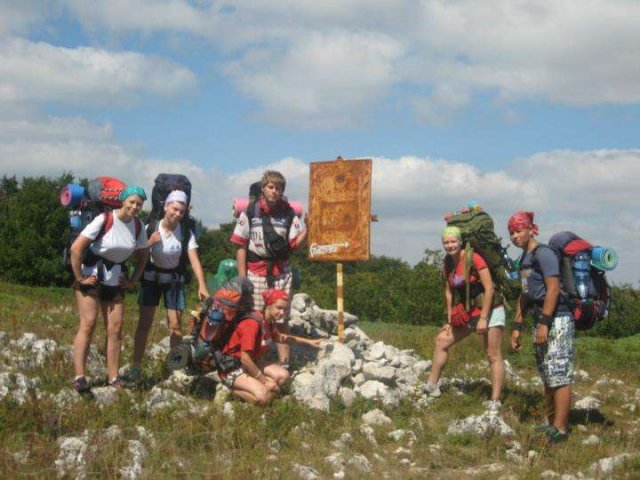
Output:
[119,277,137,290]
[476,317,488,335]
[307,338,323,349]
[264,376,280,392]
[510,330,522,352]
[197,286,209,301]
[534,324,549,346]
[79,275,98,287]
[147,231,162,247]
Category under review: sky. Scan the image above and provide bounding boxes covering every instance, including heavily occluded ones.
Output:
[0,0,639,285]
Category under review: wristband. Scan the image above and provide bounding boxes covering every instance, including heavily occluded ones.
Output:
[512,323,523,331]
[538,314,553,327]
[255,371,263,380]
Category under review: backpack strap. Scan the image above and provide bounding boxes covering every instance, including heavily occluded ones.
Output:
[96,210,114,242]
[464,242,473,311]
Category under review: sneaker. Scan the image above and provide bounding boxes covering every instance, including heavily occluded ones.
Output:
[423,382,442,398]
[534,422,551,433]
[483,400,502,412]
[108,376,133,389]
[546,426,569,443]
[72,376,91,394]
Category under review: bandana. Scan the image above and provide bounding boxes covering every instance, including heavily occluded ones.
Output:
[119,185,147,202]
[442,226,462,241]
[508,211,538,235]
[261,289,289,307]
[165,190,188,205]
[258,197,289,215]
[213,289,243,309]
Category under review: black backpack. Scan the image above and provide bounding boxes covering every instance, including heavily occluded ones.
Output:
[147,174,194,277]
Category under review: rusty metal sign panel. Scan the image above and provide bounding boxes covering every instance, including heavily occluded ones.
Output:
[308,158,372,262]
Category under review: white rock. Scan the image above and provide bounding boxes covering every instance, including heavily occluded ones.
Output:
[575,396,601,410]
[119,440,147,480]
[412,360,432,375]
[582,435,600,446]
[361,408,393,426]
[367,342,387,360]
[145,387,188,411]
[359,424,378,446]
[362,362,396,384]
[92,386,121,407]
[338,387,356,407]
[447,411,514,437]
[358,380,401,406]
[222,402,235,419]
[55,431,90,479]
[292,463,320,480]
[591,453,633,475]
[349,454,371,473]
[324,453,346,470]
[387,429,417,445]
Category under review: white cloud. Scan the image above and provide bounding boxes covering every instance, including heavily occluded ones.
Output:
[57,0,640,126]
[1,115,637,285]
[0,37,197,106]
[0,1,54,36]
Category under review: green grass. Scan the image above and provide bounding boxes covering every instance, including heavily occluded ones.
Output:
[1,281,639,478]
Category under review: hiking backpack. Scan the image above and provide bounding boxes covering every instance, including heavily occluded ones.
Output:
[546,231,612,331]
[445,205,521,309]
[61,176,141,270]
[147,173,195,277]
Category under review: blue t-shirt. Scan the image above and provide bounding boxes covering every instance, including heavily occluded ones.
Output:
[519,244,569,313]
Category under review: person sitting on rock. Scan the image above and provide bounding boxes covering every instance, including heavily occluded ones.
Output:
[219,288,321,405]
[423,226,506,411]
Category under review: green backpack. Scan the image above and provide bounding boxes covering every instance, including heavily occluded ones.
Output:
[446,207,521,309]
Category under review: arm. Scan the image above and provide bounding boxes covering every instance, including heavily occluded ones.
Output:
[476,267,494,334]
[444,282,453,325]
[236,246,247,278]
[535,276,561,346]
[188,248,209,300]
[274,328,322,348]
[511,294,526,352]
[70,235,97,286]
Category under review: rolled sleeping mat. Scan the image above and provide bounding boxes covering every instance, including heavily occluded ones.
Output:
[590,246,618,271]
[232,198,304,218]
[60,183,85,207]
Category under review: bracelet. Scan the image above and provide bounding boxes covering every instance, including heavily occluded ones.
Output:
[512,323,523,331]
[255,371,263,380]
[539,314,553,327]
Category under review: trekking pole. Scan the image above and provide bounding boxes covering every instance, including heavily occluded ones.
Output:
[337,262,344,343]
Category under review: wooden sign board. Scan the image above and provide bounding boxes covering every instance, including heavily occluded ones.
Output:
[308,158,372,262]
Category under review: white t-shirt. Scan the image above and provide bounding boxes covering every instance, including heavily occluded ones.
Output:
[147,221,198,269]
[80,212,148,286]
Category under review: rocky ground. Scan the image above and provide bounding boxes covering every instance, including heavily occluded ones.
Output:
[1,293,639,478]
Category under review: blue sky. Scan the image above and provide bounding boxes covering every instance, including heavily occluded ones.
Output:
[1,1,639,284]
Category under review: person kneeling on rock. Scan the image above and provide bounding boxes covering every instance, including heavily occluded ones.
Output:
[219,289,321,405]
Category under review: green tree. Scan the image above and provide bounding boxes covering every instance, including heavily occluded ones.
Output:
[0,174,72,285]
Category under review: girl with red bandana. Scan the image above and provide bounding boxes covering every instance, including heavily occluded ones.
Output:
[220,289,321,405]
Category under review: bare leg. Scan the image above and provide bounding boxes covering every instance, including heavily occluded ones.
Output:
[552,384,572,432]
[73,291,99,377]
[166,308,183,349]
[132,305,156,365]
[544,384,555,425]
[484,326,505,401]
[263,363,290,387]
[230,374,274,406]
[102,300,125,381]
[428,324,473,385]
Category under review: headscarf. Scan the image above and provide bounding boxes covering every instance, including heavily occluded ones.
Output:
[507,211,538,235]
[441,226,462,241]
[262,289,289,307]
[213,289,243,309]
[165,190,188,205]
[119,185,147,202]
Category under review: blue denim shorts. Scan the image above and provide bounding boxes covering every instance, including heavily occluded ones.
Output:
[138,280,186,311]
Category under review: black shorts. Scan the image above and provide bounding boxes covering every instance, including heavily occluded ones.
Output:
[73,281,124,303]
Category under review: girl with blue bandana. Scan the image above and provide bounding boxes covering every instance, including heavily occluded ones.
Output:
[70,184,149,392]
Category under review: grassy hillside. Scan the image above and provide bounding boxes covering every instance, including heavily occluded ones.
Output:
[1,281,639,478]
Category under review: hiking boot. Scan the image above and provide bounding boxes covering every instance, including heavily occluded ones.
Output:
[482,399,502,412]
[546,426,569,443]
[72,376,91,394]
[126,365,142,384]
[423,382,442,398]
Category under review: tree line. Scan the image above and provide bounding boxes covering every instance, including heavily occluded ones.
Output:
[1,174,638,338]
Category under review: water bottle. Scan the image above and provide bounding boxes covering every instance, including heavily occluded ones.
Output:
[69,210,82,234]
[573,251,591,300]
[502,247,519,280]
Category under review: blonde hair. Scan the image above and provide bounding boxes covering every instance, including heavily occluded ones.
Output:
[442,226,462,241]
[261,170,286,192]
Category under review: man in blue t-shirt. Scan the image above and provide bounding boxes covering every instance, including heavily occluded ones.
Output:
[508,211,575,444]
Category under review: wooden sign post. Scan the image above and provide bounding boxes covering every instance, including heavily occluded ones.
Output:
[308,157,373,342]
